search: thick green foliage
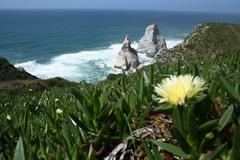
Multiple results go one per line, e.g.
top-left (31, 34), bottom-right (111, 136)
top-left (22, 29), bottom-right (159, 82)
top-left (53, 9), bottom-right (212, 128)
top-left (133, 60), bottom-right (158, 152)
top-left (0, 51), bottom-right (240, 159)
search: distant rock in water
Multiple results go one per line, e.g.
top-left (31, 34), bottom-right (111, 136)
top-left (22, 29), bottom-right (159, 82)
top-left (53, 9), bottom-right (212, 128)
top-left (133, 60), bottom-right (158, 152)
top-left (0, 57), bottom-right (37, 81)
top-left (114, 36), bottom-right (139, 72)
top-left (137, 24), bottom-right (167, 57)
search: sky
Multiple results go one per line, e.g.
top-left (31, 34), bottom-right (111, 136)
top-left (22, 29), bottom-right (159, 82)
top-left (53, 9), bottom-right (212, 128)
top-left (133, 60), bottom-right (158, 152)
top-left (0, 0), bottom-right (240, 14)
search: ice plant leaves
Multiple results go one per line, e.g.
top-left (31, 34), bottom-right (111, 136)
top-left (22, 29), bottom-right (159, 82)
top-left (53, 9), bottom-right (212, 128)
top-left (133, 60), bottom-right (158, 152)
top-left (198, 119), bottom-right (219, 132)
top-left (13, 137), bottom-right (25, 160)
top-left (217, 105), bottom-right (234, 132)
top-left (220, 76), bottom-right (240, 103)
top-left (151, 140), bottom-right (191, 159)
top-left (1, 50), bottom-right (240, 159)
top-left (232, 126), bottom-right (240, 160)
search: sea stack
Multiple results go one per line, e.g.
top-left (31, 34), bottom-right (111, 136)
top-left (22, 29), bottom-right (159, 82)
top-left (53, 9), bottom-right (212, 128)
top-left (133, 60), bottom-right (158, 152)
top-left (114, 36), bottom-right (139, 72)
top-left (137, 24), bottom-right (167, 57)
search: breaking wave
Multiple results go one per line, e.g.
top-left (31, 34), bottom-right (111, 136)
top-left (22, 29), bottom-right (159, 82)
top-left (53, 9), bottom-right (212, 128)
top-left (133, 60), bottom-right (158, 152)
top-left (15, 39), bottom-right (182, 82)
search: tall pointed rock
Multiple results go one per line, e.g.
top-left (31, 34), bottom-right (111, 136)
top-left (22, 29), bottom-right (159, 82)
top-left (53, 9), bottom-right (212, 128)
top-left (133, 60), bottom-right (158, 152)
top-left (114, 36), bottom-right (139, 71)
top-left (137, 24), bottom-right (167, 57)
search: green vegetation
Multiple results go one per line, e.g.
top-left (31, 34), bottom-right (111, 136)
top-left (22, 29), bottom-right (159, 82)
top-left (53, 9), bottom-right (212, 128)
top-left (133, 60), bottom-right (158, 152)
top-left (1, 23), bottom-right (240, 159)
top-left (171, 23), bottom-right (240, 59)
top-left (1, 51), bottom-right (240, 159)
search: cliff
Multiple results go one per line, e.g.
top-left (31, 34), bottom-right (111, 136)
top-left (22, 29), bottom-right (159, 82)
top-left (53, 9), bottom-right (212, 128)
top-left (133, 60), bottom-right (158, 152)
top-left (0, 58), bottom-right (76, 91)
top-left (175, 22), bottom-right (240, 56)
top-left (0, 58), bottom-right (37, 81)
top-left (156, 22), bottom-right (240, 61)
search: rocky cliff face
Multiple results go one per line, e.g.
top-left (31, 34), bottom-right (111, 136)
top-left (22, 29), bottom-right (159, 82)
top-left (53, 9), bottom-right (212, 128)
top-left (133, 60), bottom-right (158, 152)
top-left (137, 24), bottom-right (167, 57)
top-left (114, 36), bottom-right (139, 72)
top-left (0, 57), bottom-right (37, 81)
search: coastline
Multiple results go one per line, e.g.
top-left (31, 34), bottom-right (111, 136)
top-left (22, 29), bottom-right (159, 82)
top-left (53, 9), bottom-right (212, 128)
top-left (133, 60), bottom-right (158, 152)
top-left (14, 39), bottom-right (182, 83)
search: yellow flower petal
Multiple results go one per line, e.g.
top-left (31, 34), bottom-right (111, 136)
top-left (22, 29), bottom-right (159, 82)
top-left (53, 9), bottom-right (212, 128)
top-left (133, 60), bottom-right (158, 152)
top-left (154, 74), bottom-right (206, 106)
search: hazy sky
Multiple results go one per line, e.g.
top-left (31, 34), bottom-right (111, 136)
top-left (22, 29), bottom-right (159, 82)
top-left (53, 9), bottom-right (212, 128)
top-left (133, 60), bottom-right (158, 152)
top-left (0, 0), bottom-right (240, 14)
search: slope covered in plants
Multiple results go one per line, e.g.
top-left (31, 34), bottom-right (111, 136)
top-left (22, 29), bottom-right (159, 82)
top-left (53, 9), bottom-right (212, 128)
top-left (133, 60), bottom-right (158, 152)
top-left (156, 22), bottom-right (240, 61)
top-left (0, 58), bottom-right (37, 81)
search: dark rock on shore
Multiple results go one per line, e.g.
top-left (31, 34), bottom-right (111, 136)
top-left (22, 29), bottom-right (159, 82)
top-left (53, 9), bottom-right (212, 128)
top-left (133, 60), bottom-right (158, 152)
top-left (0, 58), bottom-right (77, 91)
top-left (0, 57), bottom-right (37, 81)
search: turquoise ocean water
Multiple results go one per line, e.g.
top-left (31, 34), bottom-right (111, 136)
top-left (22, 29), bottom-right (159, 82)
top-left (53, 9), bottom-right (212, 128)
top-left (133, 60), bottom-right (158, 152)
top-left (0, 10), bottom-right (240, 82)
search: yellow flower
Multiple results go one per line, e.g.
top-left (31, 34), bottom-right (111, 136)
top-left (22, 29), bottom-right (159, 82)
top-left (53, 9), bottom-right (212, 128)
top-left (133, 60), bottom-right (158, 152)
top-left (154, 74), bottom-right (206, 105)
top-left (6, 114), bottom-right (12, 121)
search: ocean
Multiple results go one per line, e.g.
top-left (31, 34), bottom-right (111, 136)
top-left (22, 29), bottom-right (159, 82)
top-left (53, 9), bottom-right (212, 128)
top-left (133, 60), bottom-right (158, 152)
top-left (0, 9), bottom-right (240, 82)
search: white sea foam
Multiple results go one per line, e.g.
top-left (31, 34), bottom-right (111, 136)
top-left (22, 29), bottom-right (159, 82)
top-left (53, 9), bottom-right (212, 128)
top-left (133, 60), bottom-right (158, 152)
top-left (15, 39), bottom-right (182, 82)
top-left (166, 39), bottom-right (183, 48)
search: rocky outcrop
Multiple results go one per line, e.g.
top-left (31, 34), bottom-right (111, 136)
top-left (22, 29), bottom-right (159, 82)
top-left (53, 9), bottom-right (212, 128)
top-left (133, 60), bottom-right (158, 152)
top-left (137, 24), bottom-right (167, 57)
top-left (169, 23), bottom-right (240, 59)
top-left (114, 36), bottom-right (139, 72)
top-left (0, 57), bottom-right (37, 81)
top-left (154, 23), bottom-right (240, 62)
top-left (154, 49), bottom-right (183, 62)
top-left (0, 57), bottom-right (76, 91)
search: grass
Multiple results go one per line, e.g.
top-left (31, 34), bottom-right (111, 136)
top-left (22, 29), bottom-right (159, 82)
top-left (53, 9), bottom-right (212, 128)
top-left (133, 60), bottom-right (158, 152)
top-left (0, 50), bottom-right (240, 159)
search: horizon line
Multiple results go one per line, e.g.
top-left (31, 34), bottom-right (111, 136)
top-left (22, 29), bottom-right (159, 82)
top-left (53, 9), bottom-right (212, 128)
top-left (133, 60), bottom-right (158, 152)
top-left (0, 8), bottom-right (239, 15)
